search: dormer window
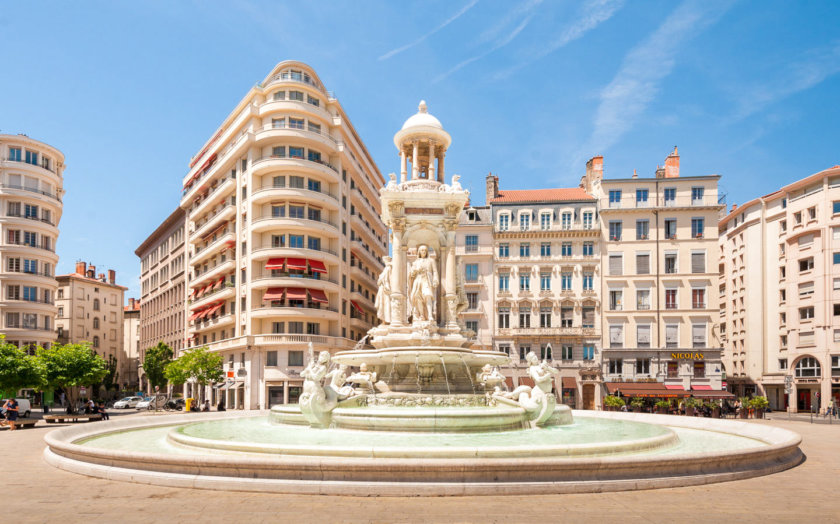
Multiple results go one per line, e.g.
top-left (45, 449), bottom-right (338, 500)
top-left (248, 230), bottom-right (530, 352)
top-left (540, 213), bottom-right (551, 230)
top-left (498, 214), bottom-right (509, 231)
top-left (519, 213), bottom-right (530, 231)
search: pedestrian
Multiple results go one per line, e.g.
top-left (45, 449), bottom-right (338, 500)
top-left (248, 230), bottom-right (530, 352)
top-left (217, 399), bottom-right (226, 412)
top-left (202, 400), bottom-right (210, 412)
top-left (59, 392), bottom-right (66, 408)
top-left (825, 399), bottom-right (835, 419)
top-left (98, 403), bottom-right (109, 421)
top-left (2, 399), bottom-right (19, 431)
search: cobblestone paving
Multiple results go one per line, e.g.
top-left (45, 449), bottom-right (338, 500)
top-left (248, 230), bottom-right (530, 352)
top-left (2, 414), bottom-right (837, 523)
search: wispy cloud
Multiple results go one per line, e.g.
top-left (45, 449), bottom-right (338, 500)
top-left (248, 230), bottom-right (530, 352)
top-left (581, 0), bottom-right (733, 162)
top-left (378, 0), bottom-right (479, 61)
top-left (494, 0), bottom-right (624, 80)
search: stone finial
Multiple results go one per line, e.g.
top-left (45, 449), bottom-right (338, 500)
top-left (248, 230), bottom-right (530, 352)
top-left (418, 100), bottom-right (428, 113)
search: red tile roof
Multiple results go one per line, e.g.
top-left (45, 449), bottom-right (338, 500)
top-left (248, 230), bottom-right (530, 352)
top-left (490, 187), bottom-right (595, 203)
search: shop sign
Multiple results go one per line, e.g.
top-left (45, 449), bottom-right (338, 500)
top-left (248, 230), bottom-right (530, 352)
top-left (671, 352), bottom-right (704, 360)
top-left (226, 370), bottom-right (234, 379)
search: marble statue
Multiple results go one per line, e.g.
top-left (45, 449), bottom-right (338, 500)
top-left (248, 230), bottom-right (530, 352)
top-left (299, 343), bottom-right (338, 427)
top-left (455, 259), bottom-right (468, 323)
top-left (385, 173), bottom-right (398, 190)
top-left (326, 364), bottom-right (354, 399)
top-left (375, 256), bottom-right (392, 323)
top-left (408, 245), bottom-right (438, 323)
top-left (449, 174), bottom-right (462, 192)
top-left (494, 351), bottom-right (558, 426)
top-left (477, 364), bottom-right (506, 390)
top-left (346, 362), bottom-right (378, 394)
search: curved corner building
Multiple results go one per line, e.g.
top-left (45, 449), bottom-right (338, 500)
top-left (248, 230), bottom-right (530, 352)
top-left (180, 61), bottom-right (387, 410)
top-left (0, 134), bottom-right (64, 352)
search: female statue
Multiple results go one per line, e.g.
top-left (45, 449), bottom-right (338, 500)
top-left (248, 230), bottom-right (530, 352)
top-left (408, 245), bottom-right (438, 322)
top-left (375, 256), bottom-right (392, 323)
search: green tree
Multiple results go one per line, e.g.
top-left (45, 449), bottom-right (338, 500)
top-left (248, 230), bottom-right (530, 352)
top-left (0, 336), bottom-right (44, 395)
top-left (101, 353), bottom-right (119, 392)
top-left (36, 342), bottom-right (108, 413)
top-left (165, 346), bottom-right (224, 404)
top-left (143, 342), bottom-right (173, 391)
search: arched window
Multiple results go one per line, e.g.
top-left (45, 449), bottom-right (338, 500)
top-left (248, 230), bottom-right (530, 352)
top-left (93, 336), bottom-right (100, 348)
top-left (93, 298), bottom-right (100, 311)
top-left (93, 318), bottom-right (99, 329)
top-left (794, 357), bottom-right (820, 378)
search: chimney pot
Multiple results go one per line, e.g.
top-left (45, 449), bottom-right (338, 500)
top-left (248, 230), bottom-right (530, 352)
top-left (108, 269), bottom-right (116, 284)
top-left (664, 147), bottom-right (680, 178)
top-left (75, 261), bottom-right (86, 275)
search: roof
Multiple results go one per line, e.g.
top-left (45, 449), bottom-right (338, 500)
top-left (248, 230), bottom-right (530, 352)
top-left (135, 206), bottom-right (185, 256)
top-left (56, 273), bottom-right (128, 291)
top-left (401, 101), bottom-right (443, 130)
top-left (490, 187), bottom-right (595, 204)
top-left (458, 206), bottom-right (491, 225)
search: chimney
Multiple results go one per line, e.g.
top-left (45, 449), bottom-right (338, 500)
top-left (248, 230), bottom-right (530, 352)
top-left (75, 261), bottom-right (86, 275)
top-left (632, 169), bottom-right (638, 179)
top-left (585, 156), bottom-right (604, 179)
top-left (108, 269), bottom-right (116, 284)
top-left (731, 204), bottom-right (738, 213)
top-left (664, 146), bottom-right (680, 178)
top-left (485, 173), bottom-right (499, 203)
top-left (655, 165), bottom-right (665, 178)
top-left (97, 273), bottom-right (105, 282)
top-left (128, 298), bottom-right (135, 309)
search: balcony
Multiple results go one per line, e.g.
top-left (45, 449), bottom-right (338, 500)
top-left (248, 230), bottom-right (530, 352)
top-left (252, 214), bottom-right (338, 236)
top-left (5, 240), bottom-right (56, 253)
top-left (252, 184), bottom-right (338, 208)
top-left (350, 262), bottom-right (378, 288)
top-left (191, 231), bottom-right (235, 265)
top-left (251, 304), bottom-right (339, 321)
top-left (190, 313), bottom-right (235, 333)
top-left (351, 239), bottom-right (384, 270)
top-left (251, 274), bottom-right (339, 292)
top-left (252, 154), bottom-right (337, 175)
top-left (189, 282), bottom-right (235, 309)
top-left (191, 200), bottom-right (236, 242)
top-left (253, 333), bottom-right (355, 351)
top-left (497, 327), bottom-right (599, 337)
top-left (0, 157), bottom-right (59, 177)
top-left (255, 122), bottom-right (338, 151)
top-left (0, 183), bottom-right (62, 203)
top-left (251, 245), bottom-right (339, 265)
top-left (5, 213), bottom-right (57, 228)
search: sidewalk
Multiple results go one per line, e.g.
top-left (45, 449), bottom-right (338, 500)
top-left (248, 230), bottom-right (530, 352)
top-left (765, 410), bottom-right (840, 425)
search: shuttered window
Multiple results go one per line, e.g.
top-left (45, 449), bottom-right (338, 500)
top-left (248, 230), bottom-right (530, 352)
top-left (799, 331), bottom-right (815, 346)
top-left (636, 253), bottom-right (650, 275)
top-left (799, 281), bottom-right (814, 296)
top-left (609, 325), bottom-right (623, 347)
top-left (798, 234), bottom-right (814, 247)
top-left (665, 324), bottom-right (678, 348)
top-left (691, 252), bottom-right (705, 274)
top-left (609, 254), bottom-right (623, 276)
top-left (692, 324), bottom-right (706, 348)
top-left (637, 325), bottom-right (651, 347)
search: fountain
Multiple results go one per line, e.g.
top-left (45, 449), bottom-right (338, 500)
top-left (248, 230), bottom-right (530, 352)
top-left (43, 101), bottom-right (803, 496)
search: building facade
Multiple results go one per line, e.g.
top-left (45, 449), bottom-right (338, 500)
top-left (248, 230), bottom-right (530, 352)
top-left (136, 207), bottom-right (187, 393)
top-left (56, 262), bottom-right (127, 365)
top-left (0, 134), bottom-right (65, 351)
top-left (456, 205), bottom-right (494, 351)
top-left (719, 165), bottom-right (840, 412)
top-left (584, 149), bottom-right (726, 400)
top-left (179, 61), bottom-right (386, 410)
top-left (123, 298), bottom-right (141, 390)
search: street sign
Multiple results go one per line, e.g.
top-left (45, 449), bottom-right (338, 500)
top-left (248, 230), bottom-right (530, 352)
top-left (80, 387), bottom-right (87, 396)
top-left (784, 375), bottom-right (792, 394)
top-left (155, 385), bottom-right (160, 392)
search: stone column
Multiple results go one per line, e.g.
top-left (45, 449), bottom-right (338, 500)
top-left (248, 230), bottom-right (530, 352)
top-left (283, 380), bottom-right (289, 404)
top-left (438, 152), bottom-right (445, 183)
top-left (428, 142), bottom-right (436, 182)
top-left (411, 141), bottom-right (419, 180)
top-left (400, 149), bottom-right (407, 184)
top-left (390, 220), bottom-right (407, 326)
top-left (444, 229), bottom-right (457, 328)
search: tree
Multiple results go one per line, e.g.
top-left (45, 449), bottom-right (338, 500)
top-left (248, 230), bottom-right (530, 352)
top-left (36, 342), bottom-right (108, 413)
top-left (0, 336), bottom-right (44, 395)
top-left (100, 353), bottom-right (119, 393)
top-left (143, 342), bottom-right (173, 392)
top-left (165, 346), bottom-right (224, 403)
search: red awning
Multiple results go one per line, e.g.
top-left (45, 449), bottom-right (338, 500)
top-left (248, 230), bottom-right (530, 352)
top-left (286, 258), bottom-right (307, 271)
top-left (350, 300), bottom-right (364, 314)
top-left (519, 377), bottom-right (536, 388)
top-left (504, 377), bottom-right (514, 390)
top-left (664, 385), bottom-right (686, 390)
top-left (196, 307), bottom-right (211, 320)
top-left (213, 276), bottom-right (225, 291)
top-left (691, 390), bottom-right (736, 399)
top-left (266, 258), bottom-right (285, 270)
top-left (195, 285), bottom-right (207, 299)
top-left (561, 376), bottom-right (577, 389)
top-left (722, 382), bottom-right (727, 388)
top-left (262, 288), bottom-right (285, 301)
top-left (205, 302), bottom-right (223, 317)
top-left (224, 240), bottom-right (235, 250)
top-left (189, 309), bottom-right (202, 321)
top-left (308, 259), bottom-right (327, 274)
top-left (189, 288), bottom-right (196, 298)
top-left (691, 385), bottom-right (712, 390)
top-left (202, 223), bottom-right (226, 241)
top-left (308, 288), bottom-right (328, 304)
top-left (604, 382), bottom-right (688, 398)
top-left (286, 287), bottom-right (307, 300)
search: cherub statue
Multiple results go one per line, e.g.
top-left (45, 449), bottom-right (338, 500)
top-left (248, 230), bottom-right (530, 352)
top-left (346, 362), bottom-right (378, 394)
top-left (494, 351), bottom-right (558, 426)
top-left (477, 364), bottom-right (506, 390)
top-left (385, 173), bottom-right (398, 190)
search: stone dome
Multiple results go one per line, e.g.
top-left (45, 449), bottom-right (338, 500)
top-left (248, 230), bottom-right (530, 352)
top-left (401, 100), bottom-right (443, 131)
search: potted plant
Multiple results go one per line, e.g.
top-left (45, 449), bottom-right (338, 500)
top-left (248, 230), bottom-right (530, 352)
top-left (739, 396), bottom-right (751, 419)
top-left (684, 397), bottom-right (700, 416)
top-left (709, 401), bottom-right (721, 418)
top-left (655, 400), bottom-right (671, 414)
top-left (750, 396), bottom-right (769, 419)
top-left (630, 397), bottom-right (645, 413)
top-left (604, 395), bottom-right (625, 411)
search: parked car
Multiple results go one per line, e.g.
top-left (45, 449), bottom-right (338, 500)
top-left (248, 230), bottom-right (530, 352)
top-left (1, 398), bottom-right (31, 418)
top-left (113, 396), bottom-right (144, 409)
top-left (135, 397), bottom-right (156, 410)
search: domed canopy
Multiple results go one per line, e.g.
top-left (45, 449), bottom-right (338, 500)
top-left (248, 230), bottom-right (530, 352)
top-left (401, 100), bottom-right (443, 131)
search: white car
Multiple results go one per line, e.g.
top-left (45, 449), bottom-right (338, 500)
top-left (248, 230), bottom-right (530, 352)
top-left (1, 398), bottom-right (31, 418)
top-left (113, 396), bottom-right (144, 409)
top-left (135, 397), bottom-right (156, 410)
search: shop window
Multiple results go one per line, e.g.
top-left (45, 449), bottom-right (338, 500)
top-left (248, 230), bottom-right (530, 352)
top-left (693, 361), bottom-right (705, 378)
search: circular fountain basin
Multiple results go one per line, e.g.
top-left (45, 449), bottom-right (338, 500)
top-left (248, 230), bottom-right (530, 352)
top-left (43, 410), bottom-right (802, 496)
top-left (332, 345), bottom-right (509, 368)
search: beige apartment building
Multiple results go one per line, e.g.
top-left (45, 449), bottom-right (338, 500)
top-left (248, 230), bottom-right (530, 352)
top-left (0, 134), bottom-right (64, 352)
top-left (485, 174), bottom-right (603, 409)
top-left (456, 204), bottom-right (494, 351)
top-left (584, 149), bottom-right (726, 401)
top-left (123, 298), bottom-right (141, 390)
top-left (136, 207), bottom-right (186, 392)
top-left (56, 262), bottom-right (126, 368)
top-left (179, 61), bottom-right (386, 409)
top-left (719, 165), bottom-right (840, 412)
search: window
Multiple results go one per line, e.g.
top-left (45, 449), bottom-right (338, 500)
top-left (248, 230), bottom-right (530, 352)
top-left (609, 190), bottom-right (622, 208)
top-left (561, 212), bottom-right (571, 230)
top-left (636, 253), bottom-right (650, 274)
top-left (794, 357), bottom-right (820, 377)
top-left (834, 253), bottom-right (840, 265)
top-left (582, 273), bottom-right (593, 291)
top-left (665, 289), bottom-right (677, 309)
top-left (609, 221), bottom-right (622, 241)
top-left (266, 351), bottom-right (278, 367)
top-left (692, 288), bottom-right (706, 309)
top-left (561, 272), bottom-right (572, 290)
top-left (693, 361), bottom-right (705, 379)
top-left (808, 206), bottom-right (816, 220)
top-left (498, 214), bottom-right (509, 231)
top-left (560, 242), bottom-right (571, 257)
top-left (582, 241), bottom-right (593, 256)
top-left (636, 189), bottom-right (649, 206)
top-left (271, 145), bottom-right (286, 158)
top-left (692, 324), bottom-right (706, 348)
top-left (520, 213), bottom-right (530, 231)
top-left (636, 220), bottom-right (649, 240)
top-left (834, 201), bottom-right (840, 214)
top-left (499, 273), bottom-right (509, 292)
top-left (560, 345), bottom-right (572, 360)
top-left (608, 359), bottom-right (622, 374)
top-left (289, 90), bottom-right (304, 101)
top-left (465, 320), bottom-right (478, 333)
top-left (582, 212), bottom-right (593, 229)
top-left (636, 289), bottom-right (650, 310)
top-left (540, 307), bottom-right (552, 328)
top-left (637, 325), bottom-right (651, 348)
top-left (560, 307), bottom-right (572, 329)
top-left (540, 213), bottom-right (551, 230)
top-left (609, 290), bottom-right (623, 311)
top-left (288, 351), bottom-right (304, 366)
top-left (540, 273), bottom-right (551, 291)
top-left (582, 306), bottom-right (595, 328)
top-left (664, 188), bottom-right (676, 206)
top-left (271, 205), bottom-right (285, 218)
top-left (465, 235), bottom-right (478, 252)
top-left (499, 345), bottom-right (511, 356)
top-left (836, 304), bottom-right (840, 317)
top-left (273, 90), bottom-right (286, 101)
top-left (93, 318), bottom-right (100, 329)
top-left (636, 359), bottom-right (651, 375)
top-left (93, 336), bottom-right (100, 348)
top-left (667, 361), bottom-right (678, 378)
top-left (307, 179), bottom-right (321, 192)
top-left (93, 298), bottom-right (100, 311)
top-left (307, 237), bottom-right (321, 251)
top-left (799, 282), bottom-right (815, 297)
top-left (664, 253), bottom-right (677, 274)
top-left (519, 346), bottom-right (529, 363)
top-left (271, 234), bottom-right (285, 248)
top-left (272, 322), bottom-right (284, 334)
top-left (289, 146), bottom-right (304, 159)
top-left (464, 263), bottom-right (478, 282)
top-left (519, 306), bottom-right (531, 328)
top-left (498, 307), bottom-right (510, 329)
top-left (8, 147), bottom-right (21, 161)
top-left (691, 218), bottom-right (704, 238)
top-left (498, 243), bottom-right (509, 258)
top-left (583, 345), bottom-right (595, 360)
top-left (779, 358), bottom-right (788, 370)
top-left (608, 254), bottom-right (623, 275)
top-left (665, 324), bottom-right (678, 348)
top-left (540, 242), bottom-right (551, 257)
top-left (289, 235), bottom-right (304, 248)
top-left (664, 219), bottom-right (677, 239)
top-left (833, 356), bottom-right (840, 377)
top-left (800, 307), bottom-right (815, 320)
top-left (794, 211), bottom-right (802, 225)
top-left (307, 95), bottom-right (320, 107)
top-left (691, 187), bottom-right (704, 205)
top-left (307, 150), bottom-right (322, 163)
top-left (289, 175), bottom-right (305, 189)
top-left (25, 150), bottom-right (38, 165)
top-left (691, 252), bottom-right (705, 273)
top-left (466, 292), bottom-right (478, 310)
top-left (799, 257), bottom-right (814, 272)
top-left (520, 243), bottom-right (530, 257)
top-left (519, 273), bottom-right (530, 291)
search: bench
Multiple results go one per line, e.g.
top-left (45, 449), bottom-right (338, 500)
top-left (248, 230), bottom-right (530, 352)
top-left (43, 414), bottom-right (102, 424)
top-left (0, 417), bottom-right (38, 429)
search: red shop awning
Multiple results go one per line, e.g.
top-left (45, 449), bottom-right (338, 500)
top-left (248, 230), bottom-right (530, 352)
top-left (691, 385), bottom-right (712, 390)
top-left (308, 259), bottom-right (327, 274)
top-left (350, 300), bottom-right (364, 314)
top-left (308, 288), bottom-right (328, 304)
top-left (262, 288), bottom-right (285, 301)
top-left (286, 258), bottom-right (307, 271)
top-left (561, 376), bottom-right (577, 390)
top-left (266, 258), bottom-right (285, 270)
top-left (213, 276), bottom-right (225, 291)
top-left (286, 287), bottom-right (307, 300)
top-left (664, 385), bottom-right (686, 390)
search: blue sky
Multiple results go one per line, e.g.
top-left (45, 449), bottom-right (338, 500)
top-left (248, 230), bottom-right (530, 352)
top-left (1, 0), bottom-right (838, 299)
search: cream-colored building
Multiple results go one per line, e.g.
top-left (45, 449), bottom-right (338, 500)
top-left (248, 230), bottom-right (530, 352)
top-left (485, 174), bottom-right (603, 409)
top-left (179, 61), bottom-right (386, 410)
top-left (56, 262), bottom-right (126, 367)
top-left (456, 205), bottom-right (494, 351)
top-left (123, 298), bottom-right (141, 390)
top-left (584, 149), bottom-right (726, 400)
top-left (719, 165), bottom-right (840, 412)
top-left (136, 207), bottom-right (187, 393)
top-left (0, 134), bottom-right (64, 352)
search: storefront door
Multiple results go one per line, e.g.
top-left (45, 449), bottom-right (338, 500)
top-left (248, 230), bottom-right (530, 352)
top-left (582, 384), bottom-right (595, 410)
top-left (268, 387), bottom-right (284, 407)
top-left (288, 386), bottom-right (302, 404)
top-left (797, 389), bottom-right (812, 412)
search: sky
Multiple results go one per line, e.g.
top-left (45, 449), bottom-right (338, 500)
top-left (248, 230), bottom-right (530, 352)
top-left (1, 0), bottom-right (839, 300)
